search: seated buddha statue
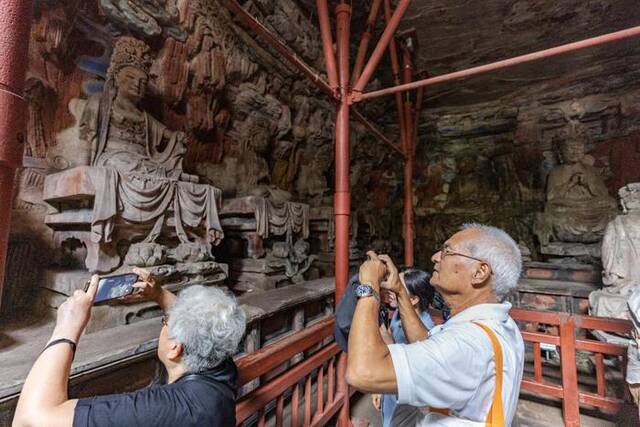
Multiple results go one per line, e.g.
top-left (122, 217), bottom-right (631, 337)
top-left (77, 37), bottom-right (223, 271)
top-left (535, 122), bottom-right (617, 246)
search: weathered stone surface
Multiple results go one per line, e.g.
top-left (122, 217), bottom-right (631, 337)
top-left (590, 183), bottom-right (640, 325)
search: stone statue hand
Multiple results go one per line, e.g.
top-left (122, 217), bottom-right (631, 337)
top-left (209, 228), bottom-right (224, 245)
top-left (379, 254), bottom-right (402, 294)
top-left (52, 275), bottom-right (98, 342)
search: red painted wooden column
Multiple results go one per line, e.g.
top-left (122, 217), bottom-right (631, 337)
top-left (0, 0), bottom-right (33, 309)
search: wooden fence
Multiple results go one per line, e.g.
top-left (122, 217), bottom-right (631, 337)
top-left (235, 309), bottom-right (635, 426)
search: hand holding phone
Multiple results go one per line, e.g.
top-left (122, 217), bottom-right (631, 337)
top-left (89, 273), bottom-right (140, 305)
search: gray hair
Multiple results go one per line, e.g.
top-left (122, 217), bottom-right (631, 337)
top-left (168, 285), bottom-right (246, 372)
top-left (461, 223), bottom-right (522, 301)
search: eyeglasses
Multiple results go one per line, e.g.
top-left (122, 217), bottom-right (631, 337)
top-left (438, 244), bottom-right (488, 265)
top-left (161, 313), bottom-right (169, 327)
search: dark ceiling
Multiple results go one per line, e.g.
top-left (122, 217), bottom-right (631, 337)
top-left (298, 0), bottom-right (640, 107)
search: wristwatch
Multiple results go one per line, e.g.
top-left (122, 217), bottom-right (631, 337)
top-left (354, 283), bottom-right (379, 301)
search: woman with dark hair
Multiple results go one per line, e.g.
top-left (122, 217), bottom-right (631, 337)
top-left (372, 268), bottom-right (436, 427)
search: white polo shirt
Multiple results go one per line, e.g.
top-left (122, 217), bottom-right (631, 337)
top-left (387, 302), bottom-right (524, 426)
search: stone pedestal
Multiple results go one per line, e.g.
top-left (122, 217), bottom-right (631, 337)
top-left (539, 242), bottom-right (601, 263)
top-left (217, 196), bottom-right (313, 291)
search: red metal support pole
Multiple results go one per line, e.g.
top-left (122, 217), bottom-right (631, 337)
top-left (221, 0), bottom-right (335, 98)
top-left (350, 0), bottom-right (383, 86)
top-left (352, 0), bottom-right (412, 94)
top-left (334, 2), bottom-right (351, 304)
top-left (316, 0), bottom-right (339, 95)
top-left (335, 4), bottom-right (351, 426)
top-left (0, 0), bottom-right (33, 310)
top-left (355, 25), bottom-right (640, 101)
top-left (401, 44), bottom-right (414, 267)
top-left (383, 0), bottom-right (408, 157)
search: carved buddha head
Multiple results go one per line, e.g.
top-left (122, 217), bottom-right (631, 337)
top-left (558, 124), bottom-right (586, 165)
top-left (115, 66), bottom-right (149, 103)
top-left (107, 37), bottom-right (152, 103)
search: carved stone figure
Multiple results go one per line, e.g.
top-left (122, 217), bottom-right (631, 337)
top-left (43, 37), bottom-right (224, 273)
top-left (535, 121), bottom-right (617, 247)
top-left (590, 183), bottom-right (640, 320)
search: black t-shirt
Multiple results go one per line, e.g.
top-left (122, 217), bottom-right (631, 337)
top-left (73, 358), bottom-right (237, 427)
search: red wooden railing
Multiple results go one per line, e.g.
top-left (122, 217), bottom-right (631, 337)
top-left (511, 308), bottom-right (633, 427)
top-left (235, 316), bottom-right (348, 426)
top-left (235, 309), bottom-right (634, 427)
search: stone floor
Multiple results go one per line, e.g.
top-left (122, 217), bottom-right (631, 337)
top-left (350, 393), bottom-right (620, 426)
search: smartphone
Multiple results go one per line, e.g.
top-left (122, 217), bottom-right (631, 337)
top-left (90, 273), bottom-right (139, 305)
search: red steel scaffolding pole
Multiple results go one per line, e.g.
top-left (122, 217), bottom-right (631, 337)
top-left (354, 25), bottom-right (640, 101)
top-left (352, 0), bottom-right (412, 94)
top-left (316, 0), bottom-right (339, 94)
top-left (334, 4), bottom-right (352, 426)
top-left (350, 0), bottom-right (383, 85)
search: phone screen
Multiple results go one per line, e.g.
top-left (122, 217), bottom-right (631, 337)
top-left (94, 273), bottom-right (139, 304)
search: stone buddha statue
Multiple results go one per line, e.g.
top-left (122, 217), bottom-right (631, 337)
top-left (535, 121), bottom-right (617, 247)
top-left (590, 183), bottom-right (640, 321)
top-left (74, 36), bottom-right (223, 271)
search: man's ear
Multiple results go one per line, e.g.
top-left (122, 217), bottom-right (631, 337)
top-left (471, 263), bottom-right (491, 286)
top-left (167, 339), bottom-right (184, 361)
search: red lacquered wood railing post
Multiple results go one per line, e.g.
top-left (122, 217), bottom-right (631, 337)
top-left (595, 353), bottom-right (606, 397)
top-left (276, 394), bottom-right (284, 427)
top-left (328, 357), bottom-right (335, 403)
top-left (316, 365), bottom-right (325, 417)
top-left (559, 314), bottom-right (580, 427)
top-left (336, 353), bottom-right (349, 426)
top-left (292, 383), bottom-right (300, 427)
top-left (533, 342), bottom-right (543, 383)
top-left (257, 409), bottom-right (266, 427)
top-left (304, 375), bottom-right (312, 426)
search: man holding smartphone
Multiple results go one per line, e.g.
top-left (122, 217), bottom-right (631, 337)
top-left (13, 268), bottom-right (246, 427)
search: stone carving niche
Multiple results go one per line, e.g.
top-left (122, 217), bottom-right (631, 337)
top-left (590, 183), bottom-right (640, 326)
top-left (41, 37), bottom-right (227, 326)
top-left (534, 120), bottom-right (617, 261)
top-left (196, 75), bottom-right (316, 291)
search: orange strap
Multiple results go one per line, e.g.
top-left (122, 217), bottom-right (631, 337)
top-left (473, 321), bottom-right (505, 427)
top-left (428, 322), bottom-right (505, 427)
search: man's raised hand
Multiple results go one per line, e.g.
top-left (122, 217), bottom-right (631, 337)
top-left (359, 250), bottom-right (387, 290)
top-left (53, 274), bottom-right (98, 342)
top-left (379, 254), bottom-right (402, 294)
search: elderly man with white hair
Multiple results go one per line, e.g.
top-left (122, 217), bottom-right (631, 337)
top-left (347, 223), bottom-right (524, 426)
top-left (13, 268), bottom-right (246, 427)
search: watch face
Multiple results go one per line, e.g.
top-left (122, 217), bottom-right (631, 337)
top-left (355, 284), bottom-right (373, 298)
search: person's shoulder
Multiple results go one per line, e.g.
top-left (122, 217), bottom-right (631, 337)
top-left (430, 322), bottom-right (495, 356)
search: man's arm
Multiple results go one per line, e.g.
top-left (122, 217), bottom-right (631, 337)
top-left (395, 284), bottom-right (429, 343)
top-left (13, 276), bottom-right (99, 427)
top-left (346, 253), bottom-right (398, 394)
top-left (378, 255), bottom-right (428, 343)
